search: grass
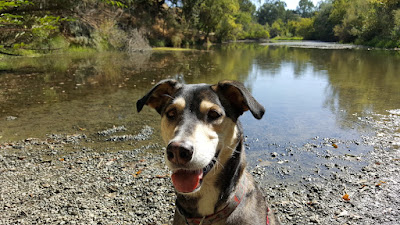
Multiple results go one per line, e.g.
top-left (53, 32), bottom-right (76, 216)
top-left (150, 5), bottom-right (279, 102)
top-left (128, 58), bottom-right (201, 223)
top-left (66, 46), bottom-right (97, 54)
top-left (272, 36), bottom-right (303, 41)
top-left (152, 47), bottom-right (196, 51)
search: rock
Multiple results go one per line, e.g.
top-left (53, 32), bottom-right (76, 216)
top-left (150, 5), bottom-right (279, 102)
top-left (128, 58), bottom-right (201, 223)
top-left (6, 116), bottom-right (17, 121)
top-left (42, 183), bottom-right (51, 188)
top-left (1, 109), bottom-right (400, 225)
top-left (310, 215), bottom-right (320, 223)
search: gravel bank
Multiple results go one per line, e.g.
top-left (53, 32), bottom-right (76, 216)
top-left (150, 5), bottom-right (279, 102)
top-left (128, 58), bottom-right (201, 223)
top-left (260, 41), bottom-right (366, 50)
top-left (258, 110), bottom-right (400, 225)
top-left (1, 127), bottom-right (174, 225)
top-left (1, 110), bottom-right (399, 225)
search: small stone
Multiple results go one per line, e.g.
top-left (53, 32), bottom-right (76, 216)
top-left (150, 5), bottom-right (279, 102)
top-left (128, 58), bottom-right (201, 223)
top-left (6, 116), bottom-right (17, 121)
top-left (42, 183), bottom-right (51, 188)
top-left (338, 210), bottom-right (349, 217)
top-left (310, 215), bottom-right (320, 223)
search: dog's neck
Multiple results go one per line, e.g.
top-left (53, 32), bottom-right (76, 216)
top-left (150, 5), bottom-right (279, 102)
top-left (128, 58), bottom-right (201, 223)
top-left (175, 134), bottom-right (246, 218)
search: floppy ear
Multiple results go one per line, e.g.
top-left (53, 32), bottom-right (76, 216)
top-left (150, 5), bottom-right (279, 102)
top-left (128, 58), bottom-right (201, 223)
top-left (137, 79), bottom-right (181, 114)
top-left (212, 80), bottom-right (265, 119)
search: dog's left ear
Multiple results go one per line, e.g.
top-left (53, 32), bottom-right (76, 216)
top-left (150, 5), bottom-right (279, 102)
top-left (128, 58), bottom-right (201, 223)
top-left (137, 79), bottom-right (182, 114)
top-left (212, 80), bottom-right (265, 119)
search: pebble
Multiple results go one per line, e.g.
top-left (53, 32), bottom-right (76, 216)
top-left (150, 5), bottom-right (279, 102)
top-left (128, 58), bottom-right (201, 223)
top-left (6, 116), bottom-right (18, 121)
top-left (0, 132), bottom-right (174, 225)
top-left (1, 109), bottom-right (400, 225)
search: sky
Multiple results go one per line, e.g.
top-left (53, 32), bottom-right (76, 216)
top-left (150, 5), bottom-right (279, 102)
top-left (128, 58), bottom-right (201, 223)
top-left (253, 0), bottom-right (321, 10)
top-left (284, 0), bottom-right (320, 10)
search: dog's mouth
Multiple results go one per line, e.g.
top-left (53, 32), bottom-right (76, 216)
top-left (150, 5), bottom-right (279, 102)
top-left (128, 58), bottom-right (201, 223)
top-left (171, 156), bottom-right (217, 193)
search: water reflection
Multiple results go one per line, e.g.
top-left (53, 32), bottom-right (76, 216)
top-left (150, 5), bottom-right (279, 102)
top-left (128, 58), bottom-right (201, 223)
top-left (1, 45), bottom-right (399, 148)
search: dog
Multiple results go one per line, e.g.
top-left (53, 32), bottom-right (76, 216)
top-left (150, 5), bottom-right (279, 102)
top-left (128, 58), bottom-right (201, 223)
top-left (137, 79), bottom-right (279, 225)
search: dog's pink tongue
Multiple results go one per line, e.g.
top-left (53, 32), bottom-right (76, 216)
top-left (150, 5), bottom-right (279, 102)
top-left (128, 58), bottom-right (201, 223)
top-left (171, 170), bottom-right (203, 193)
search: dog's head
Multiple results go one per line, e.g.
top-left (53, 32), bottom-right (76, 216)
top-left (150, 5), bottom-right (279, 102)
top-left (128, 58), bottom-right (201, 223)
top-left (137, 80), bottom-right (264, 194)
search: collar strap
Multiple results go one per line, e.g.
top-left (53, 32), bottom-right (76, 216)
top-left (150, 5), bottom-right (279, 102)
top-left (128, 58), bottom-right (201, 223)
top-left (179, 176), bottom-right (247, 225)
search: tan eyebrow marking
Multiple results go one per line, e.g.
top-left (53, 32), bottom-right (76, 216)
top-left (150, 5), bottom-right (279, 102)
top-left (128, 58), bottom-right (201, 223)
top-left (199, 100), bottom-right (221, 114)
top-left (166, 97), bottom-right (186, 112)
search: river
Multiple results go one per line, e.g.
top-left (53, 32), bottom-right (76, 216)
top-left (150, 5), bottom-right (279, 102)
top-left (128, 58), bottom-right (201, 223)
top-left (1, 43), bottom-right (400, 184)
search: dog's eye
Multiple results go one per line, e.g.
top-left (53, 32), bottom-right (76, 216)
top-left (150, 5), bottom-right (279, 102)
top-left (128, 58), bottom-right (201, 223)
top-left (166, 108), bottom-right (177, 119)
top-left (207, 110), bottom-right (222, 121)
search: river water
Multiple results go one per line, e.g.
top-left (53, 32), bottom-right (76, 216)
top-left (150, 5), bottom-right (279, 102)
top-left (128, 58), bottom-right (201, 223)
top-left (1, 43), bottom-right (400, 183)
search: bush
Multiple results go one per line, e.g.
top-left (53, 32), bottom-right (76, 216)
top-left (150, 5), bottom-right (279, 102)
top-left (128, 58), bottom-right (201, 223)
top-left (171, 35), bottom-right (182, 48)
top-left (92, 19), bottom-right (127, 51)
top-left (127, 29), bottom-right (151, 52)
top-left (48, 35), bottom-right (69, 50)
top-left (296, 18), bottom-right (315, 39)
top-left (247, 23), bottom-right (270, 39)
top-left (150, 39), bottom-right (166, 47)
top-left (270, 19), bottom-right (284, 38)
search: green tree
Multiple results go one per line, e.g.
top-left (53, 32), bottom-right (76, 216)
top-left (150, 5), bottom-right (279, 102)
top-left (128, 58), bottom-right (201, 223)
top-left (313, 1), bottom-right (336, 41)
top-left (198, 0), bottom-right (240, 41)
top-left (332, 0), bottom-right (364, 42)
top-left (256, 0), bottom-right (286, 26)
top-left (297, 0), bottom-right (315, 18)
top-left (393, 9), bottom-right (400, 43)
top-left (0, 0), bottom-right (71, 55)
top-left (236, 0), bottom-right (270, 40)
top-left (238, 0), bottom-right (256, 16)
top-left (270, 19), bottom-right (284, 37)
top-left (285, 9), bottom-right (301, 22)
top-left (296, 17), bottom-right (315, 39)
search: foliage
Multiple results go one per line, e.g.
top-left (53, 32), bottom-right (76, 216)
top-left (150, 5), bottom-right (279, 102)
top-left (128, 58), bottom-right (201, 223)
top-left (92, 19), bottom-right (127, 51)
top-left (2, 0), bottom-right (400, 55)
top-left (285, 9), bottom-right (301, 22)
top-left (198, 0), bottom-right (239, 39)
top-left (295, 18), bottom-right (315, 39)
top-left (0, 0), bottom-right (31, 10)
top-left (238, 22), bottom-right (270, 39)
top-left (256, 0), bottom-right (286, 26)
top-left (0, 0), bottom-right (72, 55)
top-left (101, 0), bottom-right (126, 8)
top-left (278, 0), bottom-right (400, 48)
top-left (330, 0), bottom-right (400, 47)
top-left (270, 19), bottom-right (284, 37)
top-left (297, 0), bottom-right (315, 18)
top-left (312, 2), bottom-right (336, 41)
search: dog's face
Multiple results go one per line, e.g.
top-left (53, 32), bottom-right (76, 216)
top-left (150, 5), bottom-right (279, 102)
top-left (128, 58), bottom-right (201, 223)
top-left (137, 80), bottom-right (264, 195)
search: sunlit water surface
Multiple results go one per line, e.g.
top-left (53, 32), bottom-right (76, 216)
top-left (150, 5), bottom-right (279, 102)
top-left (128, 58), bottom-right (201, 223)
top-left (1, 44), bottom-right (400, 183)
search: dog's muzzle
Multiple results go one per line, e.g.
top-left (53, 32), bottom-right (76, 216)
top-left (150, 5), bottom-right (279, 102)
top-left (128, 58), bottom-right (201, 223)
top-left (166, 141), bottom-right (194, 165)
top-left (166, 141), bottom-right (218, 193)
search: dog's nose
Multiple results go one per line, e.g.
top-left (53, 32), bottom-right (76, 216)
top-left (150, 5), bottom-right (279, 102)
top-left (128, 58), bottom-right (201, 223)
top-left (166, 141), bottom-right (194, 165)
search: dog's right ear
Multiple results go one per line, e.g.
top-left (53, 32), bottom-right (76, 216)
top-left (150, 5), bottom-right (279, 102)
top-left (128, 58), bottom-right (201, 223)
top-left (136, 79), bottom-right (181, 114)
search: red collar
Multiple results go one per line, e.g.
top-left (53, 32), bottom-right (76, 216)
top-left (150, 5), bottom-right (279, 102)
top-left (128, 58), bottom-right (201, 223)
top-left (178, 176), bottom-right (247, 225)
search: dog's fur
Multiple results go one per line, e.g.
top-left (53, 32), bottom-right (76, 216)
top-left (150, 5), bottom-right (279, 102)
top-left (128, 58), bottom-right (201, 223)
top-left (137, 80), bottom-right (279, 225)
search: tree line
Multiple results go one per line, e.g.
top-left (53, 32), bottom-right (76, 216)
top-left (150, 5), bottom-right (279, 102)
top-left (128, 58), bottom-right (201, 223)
top-left (1, 0), bottom-right (399, 55)
top-left (269, 0), bottom-right (400, 48)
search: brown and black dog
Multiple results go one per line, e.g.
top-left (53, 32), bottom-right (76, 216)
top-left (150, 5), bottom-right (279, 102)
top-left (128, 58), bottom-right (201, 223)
top-left (137, 79), bottom-right (280, 225)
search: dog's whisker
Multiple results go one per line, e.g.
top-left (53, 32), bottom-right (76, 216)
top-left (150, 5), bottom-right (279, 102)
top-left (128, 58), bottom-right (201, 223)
top-left (215, 156), bottom-right (223, 168)
top-left (226, 140), bottom-right (242, 157)
top-left (162, 94), bottom-right (175, 100)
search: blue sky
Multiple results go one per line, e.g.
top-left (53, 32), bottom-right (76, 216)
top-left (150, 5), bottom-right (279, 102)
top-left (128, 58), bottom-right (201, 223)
top-left (253, 0), bottom-right (321, 10)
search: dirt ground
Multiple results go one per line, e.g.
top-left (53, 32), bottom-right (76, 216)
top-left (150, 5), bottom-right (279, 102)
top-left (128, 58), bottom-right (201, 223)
top-left (1, 110), bottom-right (399, 225)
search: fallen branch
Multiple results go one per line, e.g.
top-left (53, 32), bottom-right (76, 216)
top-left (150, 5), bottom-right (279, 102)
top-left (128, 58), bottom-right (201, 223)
top-left (0, 50), bottom-right (22, 56)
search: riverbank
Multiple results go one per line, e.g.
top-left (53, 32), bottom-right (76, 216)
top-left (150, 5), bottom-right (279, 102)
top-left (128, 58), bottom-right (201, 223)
top-left (261, 40), bottom-right (400, 51)
top-left (1, 109), bottom-right (399, 224)
top-left (261, 41), bottom-right (366, 50)
top-left (261, 110), bottom-right (400, 224)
